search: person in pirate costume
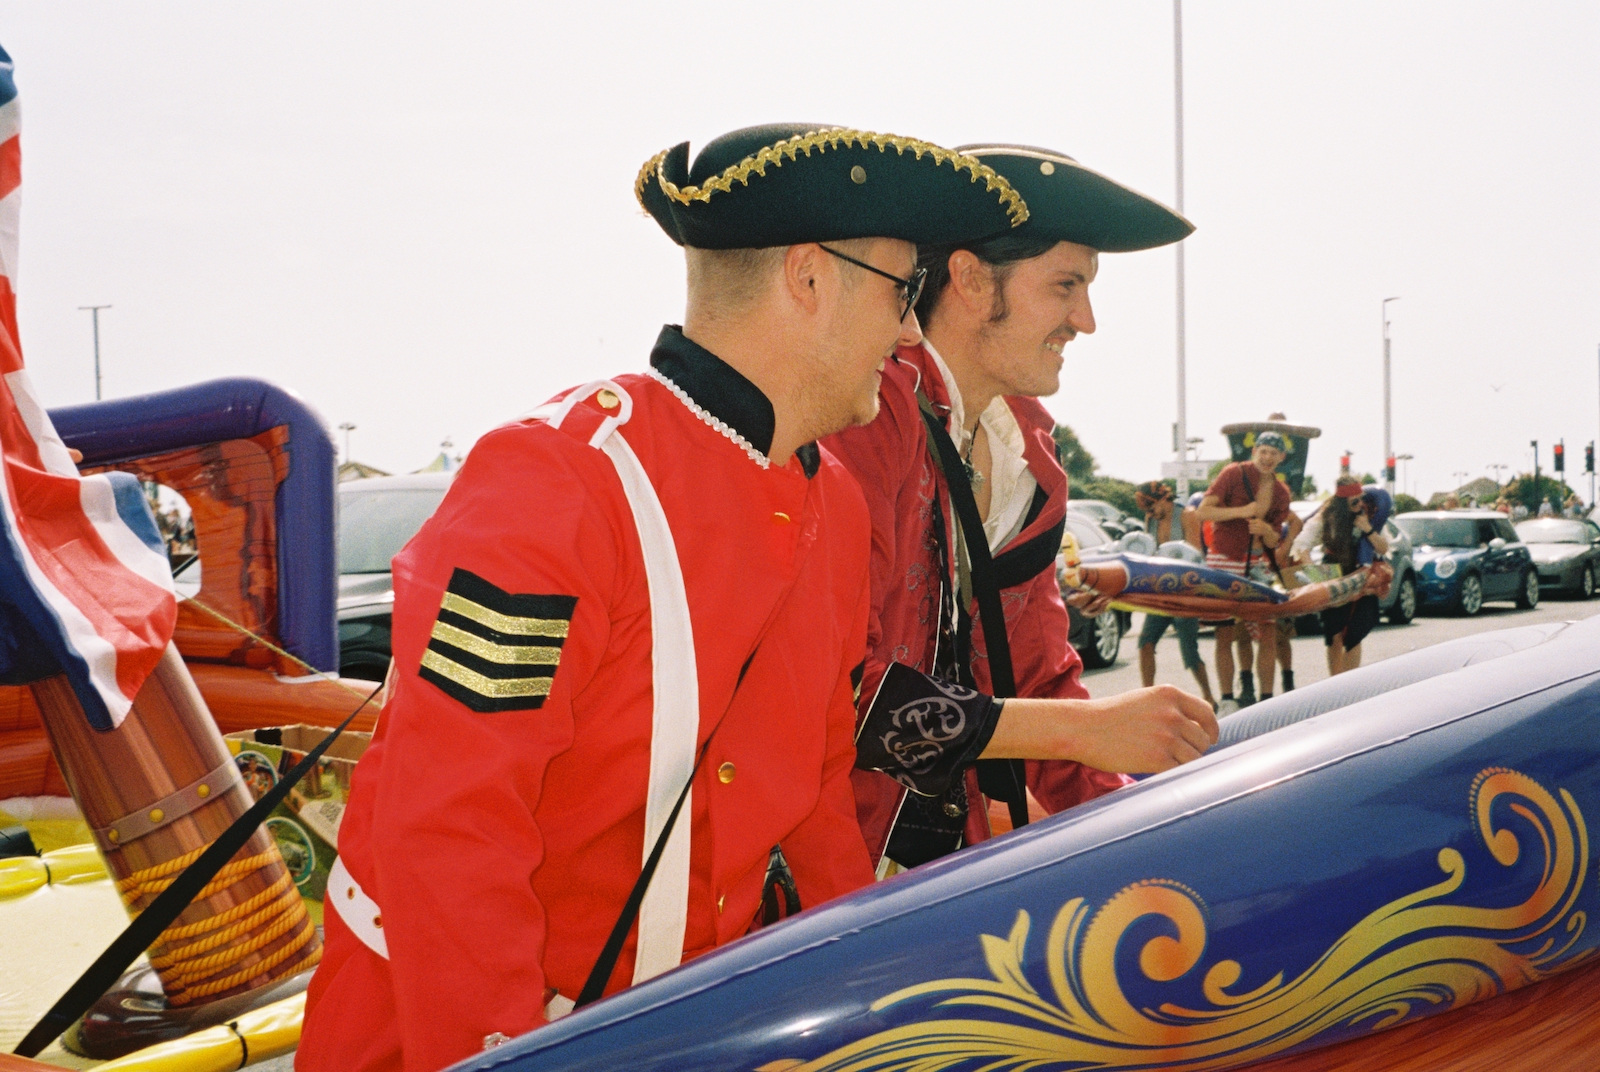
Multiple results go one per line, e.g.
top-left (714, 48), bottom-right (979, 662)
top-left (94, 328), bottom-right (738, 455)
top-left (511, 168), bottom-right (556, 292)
top-left (825, 145), bottom-right (1218, 873)
top-left (297, 124), bottom-right (1029, 1072)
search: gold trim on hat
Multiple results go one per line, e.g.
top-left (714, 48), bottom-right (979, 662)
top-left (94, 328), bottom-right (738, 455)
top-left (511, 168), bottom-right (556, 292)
top-left (634, 128), bottom-right (1028, 228)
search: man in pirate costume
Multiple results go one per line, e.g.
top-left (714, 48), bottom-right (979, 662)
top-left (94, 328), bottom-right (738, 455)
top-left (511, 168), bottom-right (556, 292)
top-left (826, 145), bottom-right (1218, 873)
top-left (297, 125), bottom-right (1028, 1072)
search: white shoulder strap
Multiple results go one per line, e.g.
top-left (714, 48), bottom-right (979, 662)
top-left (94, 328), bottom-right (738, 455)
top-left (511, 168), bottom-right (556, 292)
top-left (548, 380), bottom-right (698, 984)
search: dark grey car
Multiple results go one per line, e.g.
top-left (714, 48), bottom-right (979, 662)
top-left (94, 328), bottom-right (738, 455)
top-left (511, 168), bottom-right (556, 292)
top-left (1516, 517), bottom-right (1600, 599)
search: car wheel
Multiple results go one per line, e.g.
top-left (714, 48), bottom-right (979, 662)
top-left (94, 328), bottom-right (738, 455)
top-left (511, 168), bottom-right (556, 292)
top-left (1456, 574), bottom-right (1484, 617)
top-left (1081, 608), bottom-right (1123, 669)
top-left (1515, 569), bottom-right (1540, 610)
top-left (1388, 573), bottom-right (1417, 625)
top-left (1579, 565), bottom-right (1596, 600)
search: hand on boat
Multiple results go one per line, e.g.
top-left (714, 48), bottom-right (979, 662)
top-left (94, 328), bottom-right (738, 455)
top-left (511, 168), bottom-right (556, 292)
top-left (981, 685), bottom-right (1218, 773)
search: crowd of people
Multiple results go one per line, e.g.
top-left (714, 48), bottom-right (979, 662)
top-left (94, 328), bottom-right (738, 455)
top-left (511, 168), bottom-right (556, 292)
top-left (1132, 455), bottom-right (1398, 711)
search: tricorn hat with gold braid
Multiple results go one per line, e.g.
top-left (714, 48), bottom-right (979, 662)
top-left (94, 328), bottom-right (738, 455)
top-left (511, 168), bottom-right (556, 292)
top-left (636, 124), bottom-right (1028, 250)
top-left (958, 144), bottom-right (1193, 253)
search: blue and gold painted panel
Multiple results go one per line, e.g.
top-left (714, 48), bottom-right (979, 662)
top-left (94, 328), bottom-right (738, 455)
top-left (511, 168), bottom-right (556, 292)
top-left (458, 617), bottom-right (1600, 1072)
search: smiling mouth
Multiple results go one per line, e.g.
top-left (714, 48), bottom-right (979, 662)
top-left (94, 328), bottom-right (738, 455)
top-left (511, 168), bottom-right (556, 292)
top-left (1044, 335), bottom-right (1073, 355)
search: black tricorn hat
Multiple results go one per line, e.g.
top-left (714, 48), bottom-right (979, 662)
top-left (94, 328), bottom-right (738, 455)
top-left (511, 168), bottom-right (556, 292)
top-left (958, 144), bottom-right (1192, 253)
top-left (636, 124), bottom-right (1029, 250)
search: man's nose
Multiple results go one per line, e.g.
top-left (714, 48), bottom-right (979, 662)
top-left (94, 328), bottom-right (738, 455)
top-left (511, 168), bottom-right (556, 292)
top-left (897, 308), bottom-right (924, 348)
top-left (1072, 293), bottom-right (1096, 336)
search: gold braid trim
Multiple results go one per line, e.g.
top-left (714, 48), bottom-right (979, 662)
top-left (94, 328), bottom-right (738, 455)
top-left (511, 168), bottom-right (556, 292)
top-left (634, 128), bottom-right (1028, 227)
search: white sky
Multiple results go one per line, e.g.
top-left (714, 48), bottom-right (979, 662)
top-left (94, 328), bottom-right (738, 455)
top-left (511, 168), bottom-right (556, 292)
top-left (2, 2), bottom-right (1597, 501)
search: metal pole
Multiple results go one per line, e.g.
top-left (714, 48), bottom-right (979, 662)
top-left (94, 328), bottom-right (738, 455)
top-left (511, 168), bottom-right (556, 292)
top-left (1173, 0), bottom-right (1189, 498)
top-left (1381, 297), bottom-right (1400, 495)
top-left (78, 304), bottom-right (111, 401)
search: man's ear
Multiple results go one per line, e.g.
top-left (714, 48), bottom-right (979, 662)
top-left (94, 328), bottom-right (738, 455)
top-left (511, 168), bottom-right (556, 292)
top-left (947, 249), bottom-right (994, 316)
top-left (783, 243), bottom-right (824, 315)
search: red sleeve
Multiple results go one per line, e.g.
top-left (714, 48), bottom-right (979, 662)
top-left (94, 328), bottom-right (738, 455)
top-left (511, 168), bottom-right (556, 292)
top-left (994, 553), bottom-right (1132, 813)
top-left (820, 368), bottom-right (925, 718)
top-left (363, 424), bottom-right (623, 1072)
top-left (1267, 480), bottom-right (1292, 527)
top-left (779, 560), bottom-right (876, 907)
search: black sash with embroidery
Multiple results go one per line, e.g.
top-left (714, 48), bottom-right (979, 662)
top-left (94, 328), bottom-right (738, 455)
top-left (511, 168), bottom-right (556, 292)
top-left (918, 404), bottom-right (1031, 832)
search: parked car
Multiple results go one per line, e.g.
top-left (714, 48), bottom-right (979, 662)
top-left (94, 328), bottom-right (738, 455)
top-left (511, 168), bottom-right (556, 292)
top-left (1060, 513), bottom-right (1132, 669)
top-left (1393, 511), bottom-right (1538, 616)
top-left (1067, 498), bottom-right (1141, 539)
top-left (1515, 517), bottom-right (1600, 599)
top-left (335, 472), bottom-right (454, 678)
top-left (1283, 501), bottom-right (1418, 634)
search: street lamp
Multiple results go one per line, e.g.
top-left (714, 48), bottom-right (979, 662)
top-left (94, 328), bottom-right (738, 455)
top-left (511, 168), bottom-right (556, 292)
top-left (1382, 297), bottom-right (1401, 495)
top-left (78, 304), bottom-right (112, 401)
top-left (338, 422), bottom-right (356, 462)
top-left (1487, 463), bottom-right (1509, 489)
top-left (1395, 453), bottom-right (1414, 497)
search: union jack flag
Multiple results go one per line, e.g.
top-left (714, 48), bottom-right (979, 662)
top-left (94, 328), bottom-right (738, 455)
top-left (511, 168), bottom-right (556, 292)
top-left (0, 44), bottom-right (175, 730)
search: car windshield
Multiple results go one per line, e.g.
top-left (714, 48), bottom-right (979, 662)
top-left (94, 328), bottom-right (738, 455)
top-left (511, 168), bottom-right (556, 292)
top-left (1067, 516), bottom-right (1109, 549)
top-left (338, 487), bottom-right (449, 573)
top-left (1394, 517), bottom-right (1479, 548)
top-left (1516, 520), bottom-right (1588, 544)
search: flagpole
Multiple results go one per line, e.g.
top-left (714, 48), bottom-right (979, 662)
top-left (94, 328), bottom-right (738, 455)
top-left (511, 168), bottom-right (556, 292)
top-left (1173, 0), bottom-right (1189, 498)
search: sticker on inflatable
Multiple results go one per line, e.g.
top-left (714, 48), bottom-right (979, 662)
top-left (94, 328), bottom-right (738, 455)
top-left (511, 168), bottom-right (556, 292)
top-left (234, 750), bottom-right (280, 799)
top-left (266, 816), bottom-right (318, 887)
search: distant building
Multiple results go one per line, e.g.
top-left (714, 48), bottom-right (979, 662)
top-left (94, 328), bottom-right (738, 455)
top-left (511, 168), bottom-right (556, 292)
top-left (1427, 476), bottom-right (1500, 508)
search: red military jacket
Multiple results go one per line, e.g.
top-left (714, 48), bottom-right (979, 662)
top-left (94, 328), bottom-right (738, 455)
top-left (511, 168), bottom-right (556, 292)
top-left (298, 327), bottom-right (875, 1072)
top-left (823, 341), bottom-right (1128, 865)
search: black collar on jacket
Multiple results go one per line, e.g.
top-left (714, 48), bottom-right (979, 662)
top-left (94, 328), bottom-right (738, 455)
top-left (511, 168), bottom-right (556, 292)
top-left (650, 325), bottom-right (819, 478)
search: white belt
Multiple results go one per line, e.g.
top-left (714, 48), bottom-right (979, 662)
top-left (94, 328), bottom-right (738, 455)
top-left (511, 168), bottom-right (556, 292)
top-left (326, 856), bottom-right (576, 1021)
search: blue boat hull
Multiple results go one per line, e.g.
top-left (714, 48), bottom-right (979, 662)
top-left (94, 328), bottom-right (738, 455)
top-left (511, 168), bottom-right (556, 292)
top-left (453, 615), bottom-right (1600, 1071)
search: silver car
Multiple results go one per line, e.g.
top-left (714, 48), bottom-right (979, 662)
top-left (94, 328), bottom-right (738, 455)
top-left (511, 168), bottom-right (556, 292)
top-left (336, 472), bottom-right (454, 679)
top-left (1516, 517), bottom-right (1600, 599)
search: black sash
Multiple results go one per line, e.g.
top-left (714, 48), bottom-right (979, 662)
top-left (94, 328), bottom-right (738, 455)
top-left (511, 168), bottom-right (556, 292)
top-left (918, 403), bottom-right (1032, 832)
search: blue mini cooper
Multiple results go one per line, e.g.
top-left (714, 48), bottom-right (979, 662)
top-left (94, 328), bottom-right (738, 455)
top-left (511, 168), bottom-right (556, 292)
top-left (1392, 510), bottom-right (1538, 616)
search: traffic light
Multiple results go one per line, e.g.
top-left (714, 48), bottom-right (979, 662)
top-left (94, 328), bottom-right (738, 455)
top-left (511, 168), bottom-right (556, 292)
top-left (1385, 455), bottom-right (1396, 482)
top-left (1340, 452), bottom-right (1351, 473)
top-left (1587, 442), bottom-right (1595, 475)
top-left (1554, 441), bottom-right (1565, 473)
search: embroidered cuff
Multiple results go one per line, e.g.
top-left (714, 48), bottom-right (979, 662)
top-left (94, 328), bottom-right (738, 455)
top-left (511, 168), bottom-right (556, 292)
top-left (855, 662), bottom-right (1001, 797)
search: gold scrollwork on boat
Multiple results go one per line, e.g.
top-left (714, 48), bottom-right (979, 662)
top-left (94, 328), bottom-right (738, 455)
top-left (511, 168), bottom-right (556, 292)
top-left (762, 767), bottom-right (1593, 1072)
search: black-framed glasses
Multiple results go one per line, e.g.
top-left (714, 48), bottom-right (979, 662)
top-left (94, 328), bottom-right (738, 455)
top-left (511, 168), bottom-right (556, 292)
top-left (818, 244), bottom-right (926, 321)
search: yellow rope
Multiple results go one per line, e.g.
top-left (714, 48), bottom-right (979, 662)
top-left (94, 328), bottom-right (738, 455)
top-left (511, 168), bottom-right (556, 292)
top-left (183, 597), bottom-right (375, 703)
top-left (157, 896), bottom-right (310, 986)
top-left (166, 914), bottom-right (321, 1006)
top-left (157, 869), bottom-right (294, 941)
top-left (112, 837), bottom-right (321, 1006)
top-left (147, 877), bottom-right (297, 968)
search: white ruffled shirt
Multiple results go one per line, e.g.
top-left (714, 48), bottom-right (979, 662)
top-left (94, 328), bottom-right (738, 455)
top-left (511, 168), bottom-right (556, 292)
top-left (924, 341), bottom-right (1038, 555)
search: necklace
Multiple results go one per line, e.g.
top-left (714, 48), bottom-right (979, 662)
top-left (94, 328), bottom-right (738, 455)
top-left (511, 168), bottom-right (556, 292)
top-left (960, 424), bottom-right (985, 488)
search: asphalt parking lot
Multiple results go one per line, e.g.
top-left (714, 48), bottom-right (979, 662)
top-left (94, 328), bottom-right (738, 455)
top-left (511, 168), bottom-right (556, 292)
top-left (1084, 596), bottom-right (1600, 699)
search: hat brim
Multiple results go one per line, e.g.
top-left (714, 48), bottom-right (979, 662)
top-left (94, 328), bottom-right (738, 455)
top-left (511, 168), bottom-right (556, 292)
top-left (959, 144), bottom-right (1192, 253)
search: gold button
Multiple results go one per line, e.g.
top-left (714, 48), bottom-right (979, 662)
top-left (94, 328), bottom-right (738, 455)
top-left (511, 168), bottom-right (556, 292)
top-left (149, 808), bottom-right (164, 823)
top-left (772, 512), bottom-right (791, 524)
top-left (596, 389), bottom-right (620, 411)
top-left (373, 915), bottom-right (383, 929)
top-left (943, 802), bottom-right (963, 818)
top-left (346, 887), bottom-right (355, 900)
top-left (850, 165), bottom-right (867, 185)
top-left (717, 894), bottom-right (725, 914)
top-left (1040, 161), bottom-right (1056, 175)
top-left (717, 762), bottom-right (736, 784)
top-left (196, 784), bottom-right (209, 798)
top-left (107, 828), bottom-right (119, 843)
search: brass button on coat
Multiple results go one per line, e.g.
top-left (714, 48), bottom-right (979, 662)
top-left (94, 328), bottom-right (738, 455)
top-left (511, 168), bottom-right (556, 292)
top-left (717, 762), bottom-right (736, 784)
top-left (596, 388), bottom-right (620, 410)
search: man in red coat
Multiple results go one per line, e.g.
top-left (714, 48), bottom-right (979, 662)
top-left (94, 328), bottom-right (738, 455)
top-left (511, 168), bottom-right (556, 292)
top-left (296, 125), bottom-right (1031, 1072)
top-left (826, 144), bottom-right (1217, 870)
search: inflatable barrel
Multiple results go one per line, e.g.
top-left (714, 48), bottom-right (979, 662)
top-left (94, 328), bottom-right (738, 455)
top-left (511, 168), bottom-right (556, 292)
top-left (30, 645), bottom-right (319, 1053)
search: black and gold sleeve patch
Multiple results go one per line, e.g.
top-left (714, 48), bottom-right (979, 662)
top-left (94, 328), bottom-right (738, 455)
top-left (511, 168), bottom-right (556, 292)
top-left (418, 568), bottom-right (578, 713)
